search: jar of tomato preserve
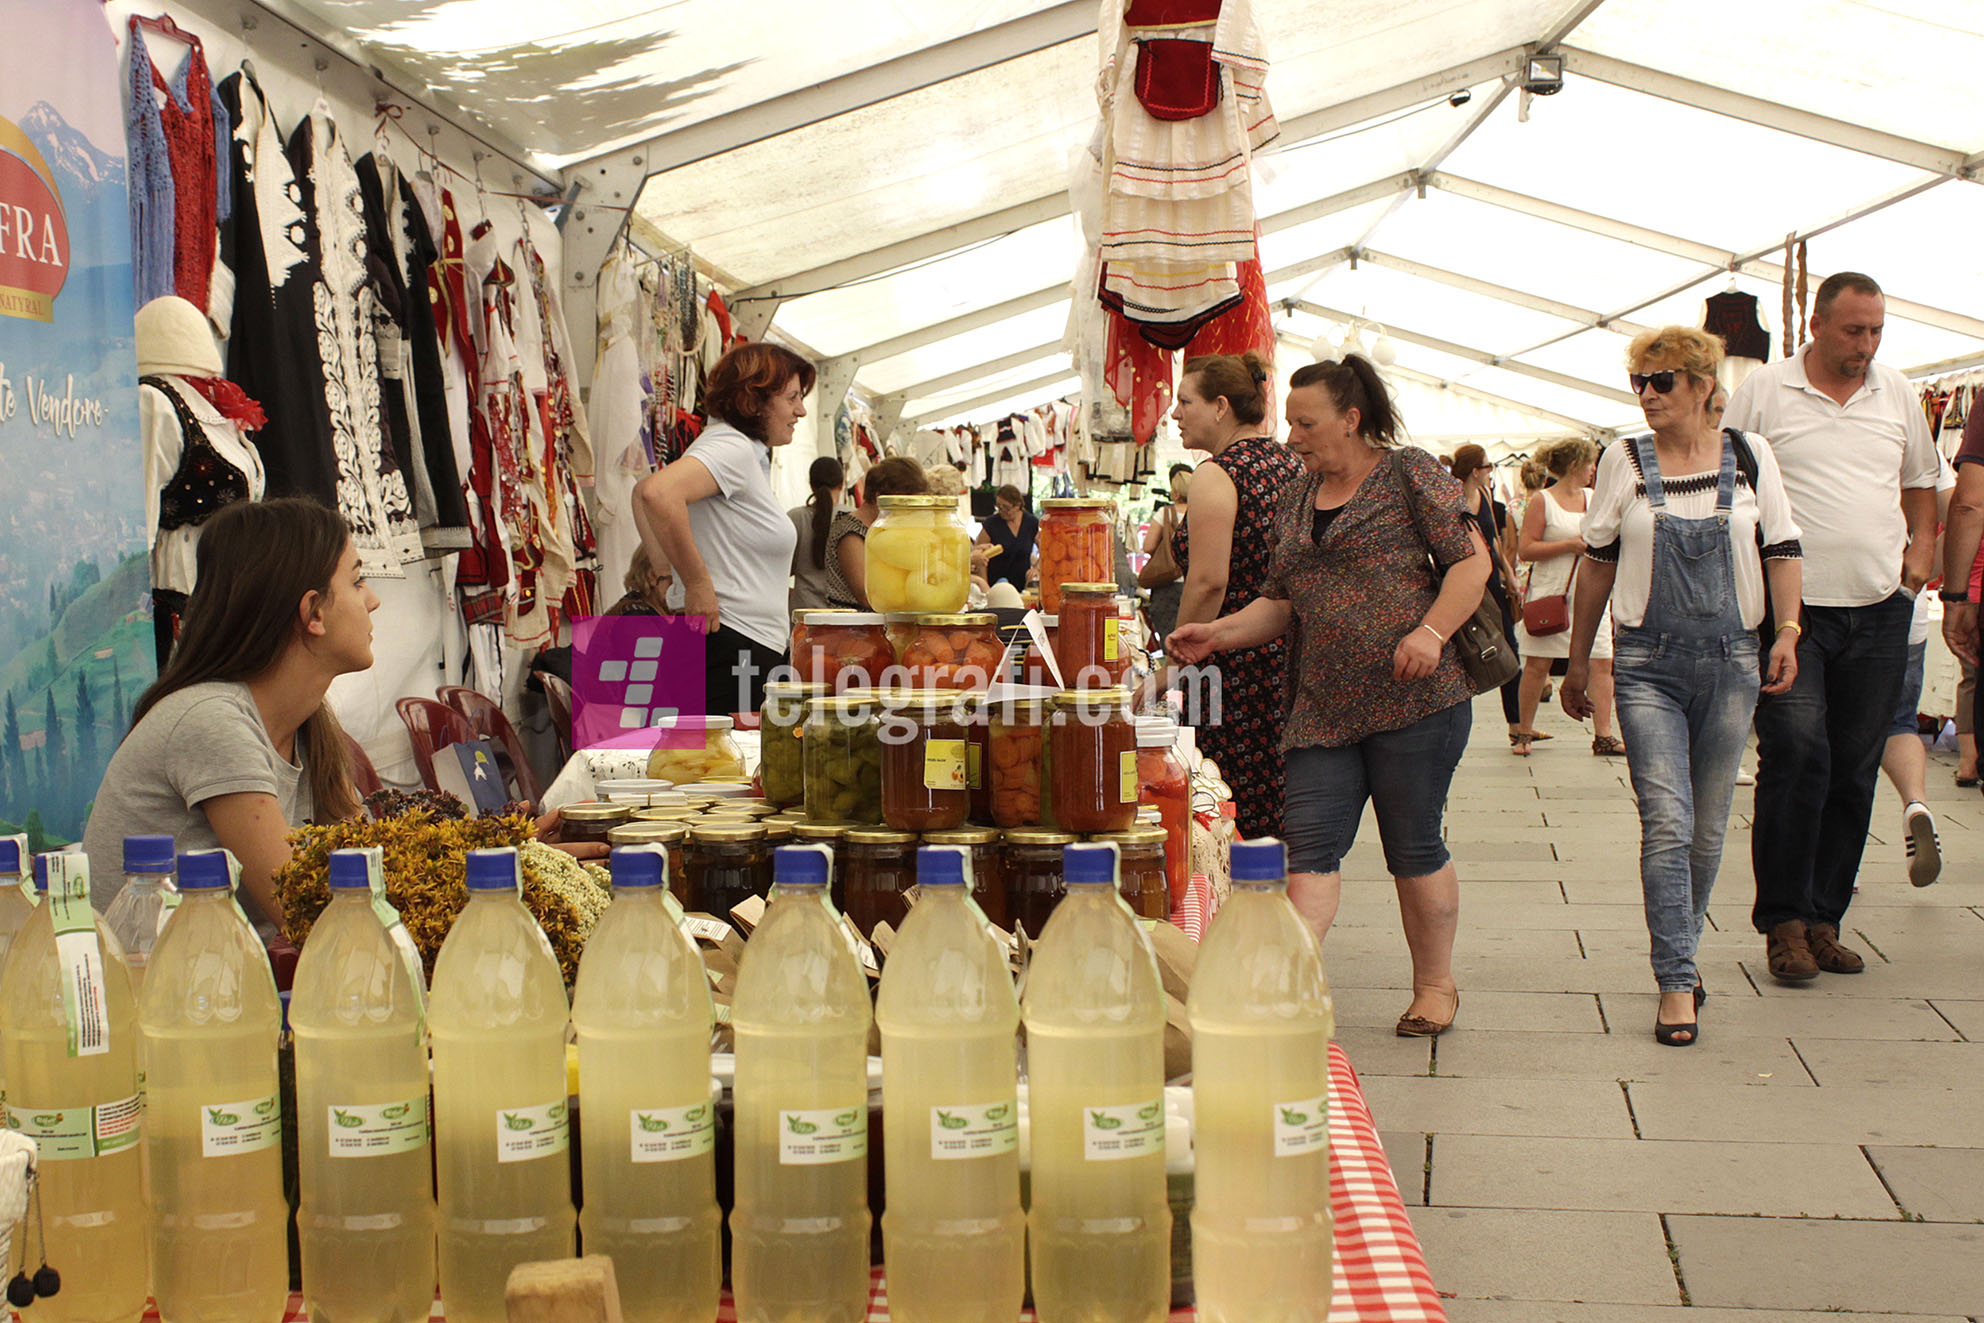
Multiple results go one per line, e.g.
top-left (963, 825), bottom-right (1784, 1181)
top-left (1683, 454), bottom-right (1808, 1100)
top-left (1046, 687), bottom-right (1138, 833)
top-left (843, 827), bottom-right (918, 937)
top-left (1037, 498), bottom-right (1115, 614)
top-left (867, 496), bottom-right (973, 614)
top-left (804, 690), bottom-right (884, 824)
top-left (1088, 826), bottom-right (1169, 920)
top-left (1058, 584), bottom-right (1130, 686)
top-left (684, 821), bottom-right (770, 917)
top-left (1002, 827), bottom-right (1076, 937)
top-left (1135, 717), bottom-right (1191, 913)
top-left (758, 681), bottom-right (823, 808)
top-left (985, 688), bottom-right (1051, 827)
top-left (791, 610), bottom-right (895, 690)
top-left (887, 613), bottom-right (1003, 690)
top-left (878, 688), bottom-right (971, 831)
top-left (922, 826), bottom-right (1007, 929)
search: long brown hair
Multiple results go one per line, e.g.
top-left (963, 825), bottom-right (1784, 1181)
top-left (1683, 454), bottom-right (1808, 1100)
top-left (131, 498), bottom-right (360, 822)
top-left (806, 455), bottom-right (844, 569)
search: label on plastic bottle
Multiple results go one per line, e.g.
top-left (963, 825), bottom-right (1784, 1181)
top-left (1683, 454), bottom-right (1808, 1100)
top-left (929, 1100), bottom-right (1019, 1160)
top-left (1119, 751), bottom-right (1138, 804)
top-left (1083, 1099), bottom-right (1166, 1161)
top-left (777, 1105), bottom-right (868, 1165)
top-left (45, 854), bottom-right (109, 1058)
top-left (327, 1097), bottom-right (431, 1157)
top-left (630, 1101), bottom-right (717, 1163)
top-left (5, 1095), bottom-right (141, 1160)
top-left (923, 739), bottom-right (968, 791)
top-left (201, 1093), bottom-right (283, 1157)
top-left (1272, 1094), bottom-right (1329, 1157)
top-left (496, 1101), bottom-right (571, 1163)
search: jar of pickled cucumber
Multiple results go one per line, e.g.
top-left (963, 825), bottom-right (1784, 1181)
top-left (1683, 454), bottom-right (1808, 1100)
top-left (684, 821), bottom-right (770, 916)
top-left (645, 715), bottom-right (746, 784)
top-left (759, 681), bottom-right (823, 808)
top-left (1046, 686), bottom-right (1139, 833)
top-left (922, 826), bottom-right (1007, 929)
top-left (803, 690), bottom-right (883, 824)
top-left (1038, 498), bottom-right (1115, 614)
top-left (866, 495), bottom-right (973, 614)
top-left (887, 613), bottom-right (1003, 690)
top-left (1003, 827), bottom-right (1077, 938)
top-left (1087, 825), bottom-right (1170, 920)
top-left (791, 610), bottom-right (894, 690)
top-left (843, 827), bottom-right (918, 937)
top-left (878, 688), bottom-right (971, 832)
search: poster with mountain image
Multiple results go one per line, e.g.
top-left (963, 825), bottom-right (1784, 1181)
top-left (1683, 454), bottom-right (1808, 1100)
top-left (0, 0), bottom-right (152, 850)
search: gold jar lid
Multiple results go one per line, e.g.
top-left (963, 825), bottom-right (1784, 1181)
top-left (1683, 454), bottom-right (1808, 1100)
top-left (790, 822), bottom-right (851, 841)
top-left (876, 686), bottom-right (969, 710)
top-left (687, 822), bottom-right (768, 843)
top-left (764, 681), bottom-right (830, 701)
top-left (844, 828), bottom-right (918, 846)
top-left (561, 803), bottom-right (634, 823)
top-left (1089, 825), bottom-right (1167, 846)
top-left (1059, 582), bottom-right (1121, 595)
top-left (923, 827), bottom-right (1000, 846)
top-left (1002, 827), bottom-right (1078, 845)
top-left (761, 822), bottom-right (796, 843)
top-left (877, 495), bottom-right (963, 510)
top-left (794, 608), bottom-right (884, 627)
top-left (1046, 686), bottom-right (1133, 708)
top-left (883, 613), bottom-right (997, 629)
top-left (609, 823), bottom-right (688, 846)
top-left (633, 806), bottom-right (699, 823)
top-left (1041, 497), bottom-right (1113, 510)
top-left (813, 691), bottom-right (881, 716)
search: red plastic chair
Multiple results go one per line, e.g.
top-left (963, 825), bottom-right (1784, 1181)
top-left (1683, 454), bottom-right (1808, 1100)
top-left (538, 673), bottom-right (576, 765)
top-left (438, 685), bottom-right (546, 811)
top-left (394, 697), bottom-right (474, 794)
top-left (344, 733), bottom-right (384, 800)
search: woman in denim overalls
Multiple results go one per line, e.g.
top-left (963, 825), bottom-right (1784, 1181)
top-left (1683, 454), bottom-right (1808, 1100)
top-left (1563, 327), bottom-right (1805, 1046)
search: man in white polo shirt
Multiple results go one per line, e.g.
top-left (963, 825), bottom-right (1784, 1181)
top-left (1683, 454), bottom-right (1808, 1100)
top-left (1724, 272), bottom-right (1940, 983)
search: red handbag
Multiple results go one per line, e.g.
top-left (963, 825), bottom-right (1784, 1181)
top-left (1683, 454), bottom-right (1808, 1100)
top-left (1520, 560), bottom-right (1577, 637)
top-left (1134, 38), bottom-right (1221, 121)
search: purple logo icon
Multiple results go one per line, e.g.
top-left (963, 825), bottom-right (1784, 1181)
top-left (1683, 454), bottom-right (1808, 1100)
top-left (569, 615), bottom-right (708, 750)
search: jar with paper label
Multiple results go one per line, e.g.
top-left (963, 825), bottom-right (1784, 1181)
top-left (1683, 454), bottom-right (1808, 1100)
top-left (986, 688), bottom-right (1050, 827)
top-left (843, 828), bottom-right (918, 938)
top-left (791, 610), bottom-right (895, 690)
top-left (1002, 828), bottom-right (1076, 938)
top-left (888, 613), bottom-right (1003, 690)
top-left (790, 823), bottom-right (852, 911)
top-left (1038, 498), bottom-right (1115, 614)
top-left (922, 827), bottom-right (1007, 929)
top-left (879, 689), bottom-right (971, 831)
top-left (609, 822), bottom-right (689, 905)
top-left (684, 822), bottom-right (770, 919)
top-left (558, 802), bottom-right (633, 848)
top-left (646, 715), bottom-right (746, 783)
top-left (759, 681), bottom-right (823, 808)
top-left (1059, 584), bottom-right (1131, 686)
top-left (865, 495), bottom-right (973, 614)
top-left (1089, 826), bottom-right (1170, 921)
top-left (804, 691), bottom-right (883, 824)
top-left (1136, 718), bottom-right (1192, 914)
top-left (1047, 687), bottom-right (1139, 833)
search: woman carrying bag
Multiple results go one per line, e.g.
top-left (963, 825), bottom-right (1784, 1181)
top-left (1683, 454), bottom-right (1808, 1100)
top-left (1140, 463), bottom-right (1192, 650)
top-left (1516, 438), bottom-right (1623, 756)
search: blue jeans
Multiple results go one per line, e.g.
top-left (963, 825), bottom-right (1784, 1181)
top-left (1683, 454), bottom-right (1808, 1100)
top-left (1751, 595), bottom-right (1912, 932)
top-left (1888, 639), bottom-right (1927, 738)
top-left (1284, 702), bottom-right (1471, 877)
top-left (1612, 631), bottom-right (1761, 991)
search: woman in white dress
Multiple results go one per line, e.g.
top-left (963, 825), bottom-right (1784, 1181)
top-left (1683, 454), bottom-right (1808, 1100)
top-left (1516, 438), bottom-right (1624, 756)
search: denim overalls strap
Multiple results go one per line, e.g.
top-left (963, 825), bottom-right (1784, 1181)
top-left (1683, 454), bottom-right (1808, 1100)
top-left (1627, 433), bottom-right (1747, 642)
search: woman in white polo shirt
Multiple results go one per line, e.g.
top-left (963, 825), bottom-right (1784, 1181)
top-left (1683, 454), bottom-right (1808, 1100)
top-left (635, 342), bottom-right (812, 714)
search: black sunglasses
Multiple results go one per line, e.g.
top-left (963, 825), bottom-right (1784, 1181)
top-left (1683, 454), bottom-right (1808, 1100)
top-left (1629, 370), bottom-right (1683, 394)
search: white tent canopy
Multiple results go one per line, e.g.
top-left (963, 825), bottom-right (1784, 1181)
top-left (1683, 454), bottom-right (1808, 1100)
top-left (271, 0), bottom-right (1984, 447)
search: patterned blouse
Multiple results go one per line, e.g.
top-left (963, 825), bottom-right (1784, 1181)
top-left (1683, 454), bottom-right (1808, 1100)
top-left (823, 510), bottom-right (868, 609)
top-left (1264, 446), bottom-right (1481, 750)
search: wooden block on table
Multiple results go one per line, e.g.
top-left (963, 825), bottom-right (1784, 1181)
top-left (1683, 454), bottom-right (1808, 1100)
top-left (505, 1255), bottom-right (624, 1323)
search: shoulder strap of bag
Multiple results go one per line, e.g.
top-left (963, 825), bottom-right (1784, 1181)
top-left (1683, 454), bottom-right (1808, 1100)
top-left (1389, 450), bottom-right (1444, 568)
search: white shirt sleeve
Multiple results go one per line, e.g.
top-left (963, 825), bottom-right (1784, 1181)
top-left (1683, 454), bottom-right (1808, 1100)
top-left (682, 430), bottom-right (753, 500)
top-left (1901, 395), bottom-right (1942, 489)
top-left (1747, 433), bottom-right (1802, 550)
top-left (1581, 444), bottom-right (1630, 553)
top-left (1724, 371), bottom-right (1767, 437)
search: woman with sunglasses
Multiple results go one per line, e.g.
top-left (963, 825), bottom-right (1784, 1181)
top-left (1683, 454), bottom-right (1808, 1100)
top-left (1562, 327), bottom-right (1803, 1047)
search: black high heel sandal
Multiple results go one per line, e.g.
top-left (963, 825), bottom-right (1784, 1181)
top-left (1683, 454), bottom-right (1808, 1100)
top-left (1655, 985), bottom-right (1704, 1047)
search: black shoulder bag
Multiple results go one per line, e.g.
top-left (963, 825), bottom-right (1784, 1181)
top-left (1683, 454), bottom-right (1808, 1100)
top-left (1389, 451), bottom-right (1522, 691)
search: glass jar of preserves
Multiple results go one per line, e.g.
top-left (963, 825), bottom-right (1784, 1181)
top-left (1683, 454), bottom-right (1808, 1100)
top-left (607, 822), bottom-right (690, 906)
top-left (1003, 828), bottom-right (1077, 938)
top-left (866, 495), bottom-right (973, 614)
top-left (645, 715), bottom-right (747, 784)
top-left (759, 681), bottom-right (824, 807)
top-left (1136, 717), bottom-right (1191, 915)
top-left (1058, 583), bottom-right (1130, 686)
top-left (804, 691), bottom-right (883, 824)
top-left (878, 688), bottom-right (971, 832)
top-left (791, 610), bottom-right (895, 690)
top-left (986, 688), bottom-right (1051, 827)
top-left (790, 822), bottom-right (852, 911)
top-left (1019, 617), bottom-right (1061, 688)
top-left (1038, 498), bottom-right (1115, 614)
top-left (1046, 687), bottom-right (1138, 833)
top-left (556, 802), bottom-right (633, 848)
top-left (1089, 826), bottom-right (1169, 920)
top-left (922, 827), bottom-right (1008, 929)
top-left (684, 821), bottom-right (770, 917)
top-left (886, 613), bottom-right (1003, 691)
top-left (843, 827), bottom-right (918, 937)
top-left (965, 696), bottom-right (993, 824)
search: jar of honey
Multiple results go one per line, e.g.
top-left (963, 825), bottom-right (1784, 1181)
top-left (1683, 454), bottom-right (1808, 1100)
top-left (1058, 583), bottom-right (1130, 686)
top-left (878, 688), bottom-right (971, 831)
top-left (922, 826), bottom-right (1008, 929)
top-left (866, 495), bottom-right (973, 614)
top-left (1135, 717), bottom-right (1192, 913)
top-left (791, 610), bottom-right (895, 690)
top-left (790, 821), bottom-right (852, 911)
top-left (1046, 687), bottom-right (1139, 833)
top-left (1038, 498), bottom-right (1115, 614)
top-left (804, 690), bottom-right (883, 824)
top-left (1003, 827), bottom-right (1076, 937)
top-left (684, 821), bottom-right (771, 917)
top-left (843, 827), bottom-right (919, 937)
top-left (1088, 826), bottom-right (1170, 920)
top-left (758, 681), bottom-right (823, 807)
top-left (886, 613), bottom-right (1003, 690)
top-left (607, 822), bottom-right (689, 907)
top-left (556, 802), bottom-right (633, 848)
top-left (985, 688), bottom-right (1052, 827)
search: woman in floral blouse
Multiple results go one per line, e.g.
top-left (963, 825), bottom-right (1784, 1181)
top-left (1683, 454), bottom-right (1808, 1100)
top-left (1170, 356), bottom-right (1489, 1037)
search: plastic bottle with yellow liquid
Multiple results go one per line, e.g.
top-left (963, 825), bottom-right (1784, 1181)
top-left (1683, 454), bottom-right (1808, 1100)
top-left (139, 849), bottom-right (288, 1323)
top-left (877, 845), bottom-right (1023, 1323)
top-left (291, 847), bottom-right (436, 1323)
top-left (729, 845), bottom-right (872, 1323)
top-left (1021, 841), bottom-right (1170, 1323)
top-left (0, 852), bottom-right (147, 1323)
top-left (572, 846), bottom-right (720, 1323)
top-left (429, 848), bottom-right (574, 1323)
top-left (0, 835), bottom-right (35, 980)
top-left (1188, 838), bottom-right (1334, 1323)
top-left (103, 835), bottom-right (175, 996)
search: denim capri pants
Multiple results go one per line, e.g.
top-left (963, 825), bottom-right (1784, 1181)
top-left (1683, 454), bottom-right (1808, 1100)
top-left (1284, 701), bottom-right (1472, 876)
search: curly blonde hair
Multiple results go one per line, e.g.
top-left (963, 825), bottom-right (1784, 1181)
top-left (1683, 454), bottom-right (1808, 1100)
top-left (1536, 437), bottom-right (1600, 480)
top-left (1625, 325), bottom-right (1725, 383)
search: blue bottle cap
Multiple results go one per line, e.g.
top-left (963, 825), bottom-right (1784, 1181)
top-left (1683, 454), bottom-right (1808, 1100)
top-left (0, 839), bottom-right (20, 876)
top-left (1064, 842), bottom-right (1119, 885)
top-left (123, 834), bottom-right (176, 874)
top-left (327, 850), bottom-right (376, 891)
top-left (916, 846), bottom-right (967, 887)
top-left (465, 848), bottom-right (521, 892)
top-left (610, 846), bottom-right (665, 890)
top-left (176, 850), bottom-right (233, 891)
top-left (773, 845), bottom-right (829, 889)
top-left (1229, 838), bottom-right (1287, 883)
top-left (30, 854), bottom-right (47, 892)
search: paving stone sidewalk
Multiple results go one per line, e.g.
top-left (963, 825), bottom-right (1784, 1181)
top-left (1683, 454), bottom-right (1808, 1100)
top-left (1339, 693), bottom-right (1984, 1321)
